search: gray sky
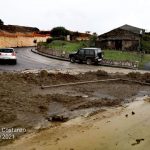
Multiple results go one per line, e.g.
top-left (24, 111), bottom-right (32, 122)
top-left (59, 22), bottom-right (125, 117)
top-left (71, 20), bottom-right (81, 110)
top-left (0, 0), bottom-right (150, 34)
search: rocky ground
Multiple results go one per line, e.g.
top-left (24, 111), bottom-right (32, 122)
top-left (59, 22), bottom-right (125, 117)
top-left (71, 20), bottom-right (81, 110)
top-left (0, 70), bottom-right (150, 147)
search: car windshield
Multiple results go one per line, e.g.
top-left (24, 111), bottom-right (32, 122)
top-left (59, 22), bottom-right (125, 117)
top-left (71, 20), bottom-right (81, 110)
top-left (0, 49), bottom-right (14, 53)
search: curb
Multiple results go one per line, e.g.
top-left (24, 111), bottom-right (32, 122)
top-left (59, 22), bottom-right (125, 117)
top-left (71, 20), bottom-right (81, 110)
top-left (31, 49), bottom-right (70, 62)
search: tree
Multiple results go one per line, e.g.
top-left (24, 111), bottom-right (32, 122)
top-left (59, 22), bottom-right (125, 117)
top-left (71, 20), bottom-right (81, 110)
top-left (0, 19), bottom-right (4, 26)
top-left (89, 32), bottom-right (98, 47)
top-left (50, 27), bottom-right (70, 37)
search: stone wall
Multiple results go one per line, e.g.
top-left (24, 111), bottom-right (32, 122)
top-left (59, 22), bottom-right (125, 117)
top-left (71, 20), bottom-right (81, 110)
top-left (102, 59), bottom-right (139, 69)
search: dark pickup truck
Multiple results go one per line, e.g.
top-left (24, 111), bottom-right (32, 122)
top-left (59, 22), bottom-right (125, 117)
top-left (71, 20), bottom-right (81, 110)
top-left (69, 48), bottom-right (103, 65)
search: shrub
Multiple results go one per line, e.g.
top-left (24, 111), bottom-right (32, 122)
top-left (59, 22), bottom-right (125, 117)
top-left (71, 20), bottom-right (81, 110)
top-left (46, 38), bottom-right (53, 43)
top-left (0, 19), bottom-right (4, 26)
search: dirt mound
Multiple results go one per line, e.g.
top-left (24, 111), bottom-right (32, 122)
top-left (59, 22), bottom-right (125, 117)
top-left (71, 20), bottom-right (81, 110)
top-left (0, 71), bottom-right (79, 86)
top-left (127, 72), bottom-right (150, 83)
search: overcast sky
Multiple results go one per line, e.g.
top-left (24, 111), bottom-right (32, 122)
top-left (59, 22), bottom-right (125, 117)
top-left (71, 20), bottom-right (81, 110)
top-left (0, 0), bottom-right (150, 34)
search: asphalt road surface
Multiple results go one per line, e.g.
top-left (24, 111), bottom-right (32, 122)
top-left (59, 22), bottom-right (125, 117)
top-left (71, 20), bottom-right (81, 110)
top-left (0, 47), bottom-right (149, 74)
top-left (144, 62), bottom-right (150, 70)
top-left (0, 47), bottom-right (74, 71)
top-left (0, 47), bottom-right (99, 72)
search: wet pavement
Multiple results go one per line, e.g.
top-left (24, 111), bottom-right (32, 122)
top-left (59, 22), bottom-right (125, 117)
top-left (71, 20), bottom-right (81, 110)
top-left (0, 47), bottom-right (71, 72)
top-left (0, 47), bottom-right (149, 74)
top-left (144, 62), bottom-right (150, 70)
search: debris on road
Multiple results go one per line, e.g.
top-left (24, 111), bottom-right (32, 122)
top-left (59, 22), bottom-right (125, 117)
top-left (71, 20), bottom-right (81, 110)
top-left (132, 138), bottom-right (144, 146)
top-left (46, 115), bottom-right (68, 122)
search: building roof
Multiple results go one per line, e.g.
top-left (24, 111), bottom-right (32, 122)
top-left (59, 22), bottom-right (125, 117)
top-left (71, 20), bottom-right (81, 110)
top-left (98, 24), bottom-right (145, 39)
top-left (119, 24), bottom-right (145, 35)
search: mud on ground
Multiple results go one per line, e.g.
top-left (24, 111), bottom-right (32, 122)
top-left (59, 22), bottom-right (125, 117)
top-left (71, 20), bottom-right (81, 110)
top-left (0, 70), bottom-right (150, 146)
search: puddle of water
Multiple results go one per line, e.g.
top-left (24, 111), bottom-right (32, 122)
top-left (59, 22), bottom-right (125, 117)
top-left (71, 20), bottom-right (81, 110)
top-left (48, 101), bottom-right (101, 120)
top-left (125, 90), bottom-right (150, 103)
top-left (48, 102), bottom-right (68, 116)
top-left (91, 91), bottom-right (115, 100)
top-left (68, 107), bottom-right (101, 119)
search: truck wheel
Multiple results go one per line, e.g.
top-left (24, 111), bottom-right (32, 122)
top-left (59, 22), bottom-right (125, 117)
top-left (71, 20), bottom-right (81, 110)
top-left (70, 57), bottom-right (75, 63)
top-left (79, 60), bottom-right (83, 64)
top-left (86, 58), bottom-right (92, 65)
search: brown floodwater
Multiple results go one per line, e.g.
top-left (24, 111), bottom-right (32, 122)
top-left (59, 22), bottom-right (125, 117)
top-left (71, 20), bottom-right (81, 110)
top-left (1, 97), bottom-right (150, 150)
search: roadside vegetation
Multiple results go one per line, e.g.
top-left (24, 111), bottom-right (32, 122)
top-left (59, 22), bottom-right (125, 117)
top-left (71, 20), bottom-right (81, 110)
top-left (103, 50), bottom-right (150, 67)
top-left (38, 40), bottom-right (150, 68)
top-left (40, 40), bottom-right (89, 52)
top-left (141, 33), bottom-right (150, 54)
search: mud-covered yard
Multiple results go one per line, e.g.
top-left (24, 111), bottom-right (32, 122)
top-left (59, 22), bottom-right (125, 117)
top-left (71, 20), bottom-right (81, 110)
top-left (0, 70), bottom-right (150, 147)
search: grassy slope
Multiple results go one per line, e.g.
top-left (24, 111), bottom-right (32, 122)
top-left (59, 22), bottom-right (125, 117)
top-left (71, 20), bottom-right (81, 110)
top-left (45, 40), bottom-right (88, 52)
top-left (104, 50), bottom-right (141, 61)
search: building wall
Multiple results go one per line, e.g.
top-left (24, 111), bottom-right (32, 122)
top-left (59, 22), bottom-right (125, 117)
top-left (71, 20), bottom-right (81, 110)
top-left (75, 37), bottom-right (90, 41)
top-left (96, 40), bottom-right (139, 51)
top-left (122, 40), bottom-right (139, 51)
top-left (0, 34), bottom-right (50, 48)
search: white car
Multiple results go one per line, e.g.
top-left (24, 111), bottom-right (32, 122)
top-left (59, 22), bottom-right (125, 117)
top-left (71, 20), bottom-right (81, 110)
top-left (0, 48), bottom-right (17, 64)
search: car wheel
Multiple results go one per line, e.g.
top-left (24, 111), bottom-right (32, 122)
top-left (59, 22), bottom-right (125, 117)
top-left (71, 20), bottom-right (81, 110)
top-left (70, 57), bottom-right (75, 63)
top-left (86, 58), bottom-right (92, 65)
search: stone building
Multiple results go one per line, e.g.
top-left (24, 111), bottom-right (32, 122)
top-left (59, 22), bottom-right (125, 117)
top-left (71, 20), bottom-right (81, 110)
top-left (70, 32), bottom-right (91, 41)
top-left (96, 24), bottom-right (145, 51)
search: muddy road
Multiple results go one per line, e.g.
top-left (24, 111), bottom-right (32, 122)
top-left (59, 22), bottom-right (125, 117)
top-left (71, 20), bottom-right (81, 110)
top-left (1, 101), bottom-right (150, 150)
top-left (4, 100), bottom-right (149, 150)
top-left (0, 71), bottom-right (150, 149)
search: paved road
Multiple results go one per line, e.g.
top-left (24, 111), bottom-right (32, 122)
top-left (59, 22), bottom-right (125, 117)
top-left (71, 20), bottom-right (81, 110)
top-left (0, 47), bottom-right (73, 71)
top-left (0, 47), bottom-right (100, 72)
top-left (144, 62), bottom-right (150, 70)
top-left (0, 47), bottom-right (149, 74)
